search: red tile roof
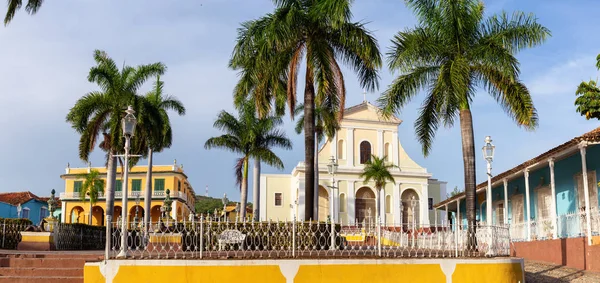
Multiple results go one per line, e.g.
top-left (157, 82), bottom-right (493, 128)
top-left (434, 126), bottom-right (600, 208)
top-left (0, 191), bottom-right (45, 206)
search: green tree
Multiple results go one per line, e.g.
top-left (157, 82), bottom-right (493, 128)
top-left (359, 155), bottom-right (397, 222)
top-left (204, 101), bottom-right (292, 220)
top-left (136, 76), bottom-right (185, 226)
top-left (4, 0), bottom-right (43, 25)
top-left (378, 0), bottom-right (549, 241)
top-left (575, 54), bottom-right (600, 120)
top-left (66, 50), bottom-right (165, 222)
top-left (447, 186), bottom-right (463, 198)
top-left (230, 0), bottom-right (382, 220)
top-left (78, 169), bottom-right (105, 225)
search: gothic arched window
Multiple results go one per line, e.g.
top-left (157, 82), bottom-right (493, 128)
top-left (360, 141), bottom-right (371, 164)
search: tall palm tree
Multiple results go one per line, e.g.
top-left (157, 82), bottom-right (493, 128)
top-left (294, 102), bottom-right (340, 220)
top-left (78, 169), bottom-right (105, 225)
top-left (66, 50), bottom-right (165, 223)
top-left (378, 0), bottom-right (549, 241)
top-left (137, 76), bottom-right (185, 226)
top-left (4, 0), bottom-right (43, 25)
top-left (205, 101), bottom-right (292, 220)
top-left (230, 0), bottom-right (382, 220)
top-left (575, 54), bottom-right (600, 120)
top-left (359, 155), bottom-right (396, 223)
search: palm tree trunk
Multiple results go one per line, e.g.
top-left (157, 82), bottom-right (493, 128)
top-left (89, 201), bottom-right (93, 225)
top-left (252, 158), bottom-right (260, 222)
top-left (144, 148), bottom-right (153, 229)
top-left (240, 158), bottom-right (249, 221)
top-left (314, 136), bottom-right (319, 220)
top-left (105, 153), bottom-right (117, 224)
top-left (304, 65), bottom-right (316, 221)
top-left (459, 109), bottom-right (477, 248)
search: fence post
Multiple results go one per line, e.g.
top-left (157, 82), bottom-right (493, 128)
top-left (200, 215), bottom-right (204, 259)
top-left (105, 215), bottom-right (112, 261)
top-left (292, 218), bottom-right (296, 258)
top-left (2, 220), bottom-right (5, 249)
top-left (377, 216), bottom-right (382, 257)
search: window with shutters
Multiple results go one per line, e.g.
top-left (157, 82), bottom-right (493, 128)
top-left (40, 207), bottom-right (48, 220)
top-left (536, 187), bottom-right (551, 220)
top-left (22, 208), bottom-right (30, 219)
top-left (495, 202), bottom-right (505, 225)
top-left (73, 181), bottom-right (82, 193)
top-left (511, 195), bottom-right (524, 223)
top-left (154, 179), bottom-right (165, 191)
top-left (574, 171), bottom-right (598, 212)
top-left (385, 195), bottom-right (391, 213)
top-left (274, 193), bottom-right (282, 206)
top-left (359, 141), bottom-right (372, 164)
top-left (132, 179), bottom-right (141, 191)
top-left (115, 180), bottom-right (122, 192)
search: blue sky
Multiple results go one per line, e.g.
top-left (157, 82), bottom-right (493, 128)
top-left (0, 0), bottom-right (599, 201)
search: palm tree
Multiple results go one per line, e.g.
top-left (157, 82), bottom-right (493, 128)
top-left (378, 0), bottom-right (549, 242)
top-left (78, 169), bottom-right (105, 225)
top-left (4, 0), bottom-right (43, 25)
top-left (66, 50), bottom-right (165, 223)
top-left (137, 76), bottom-right (185, 227)
top-left (359, 155), bottom-right (396, 223)
top-left (230, 0), bottom-right (382, 220)
top-left (575, 54), bottom-right (600, 120)
top-left (294, 102), bottom-right (340, 220)
top-left (205, 101), bottom-right (292, 220)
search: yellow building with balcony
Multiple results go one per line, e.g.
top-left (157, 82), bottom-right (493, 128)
top-left (59, 161), bottom-right (196, 226)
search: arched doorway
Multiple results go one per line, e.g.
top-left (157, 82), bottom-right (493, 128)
top-left (151, 205), bottom-right (162, 223)
top-left (318, 186), bottom-right (329, 221)
top-left (70, 206), bottom-right (84, 224)
top-left (355, 187), bottom-right (376, 226)
top-left (129, 205), bottom-right (145, 226)
top-left (92, 206), bottom-right (104, 226)
top-left (401, 189), bottom-right (420, 227)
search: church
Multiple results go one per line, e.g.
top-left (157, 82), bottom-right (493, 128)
top-left (259, 101), bottom-right (447, 226)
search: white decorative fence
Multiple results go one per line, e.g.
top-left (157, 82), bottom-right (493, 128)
top-left (507, 211), bottom-right (600, 241)
top-left (106, 217), bottom-right (510, 259)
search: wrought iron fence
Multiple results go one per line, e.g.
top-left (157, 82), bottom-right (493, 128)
top-left (54, 223), bottom-right (106, 250)
top-left (0, 220), bottom-right (30, 249)
top-left (106, 217), bottom-right (510, 259)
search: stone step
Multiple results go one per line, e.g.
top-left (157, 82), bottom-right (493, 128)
top-left (3, 258), bottom-right (88, 268)
top-left (0, 276), bottom-right (83, 283)
top-left (0, 253), bottom-right (102, 260)
top-left (0, 267), bottom-right (82, 277)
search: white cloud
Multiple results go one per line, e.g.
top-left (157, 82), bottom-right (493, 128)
top-left (527, 55), bottom-right (598, 97)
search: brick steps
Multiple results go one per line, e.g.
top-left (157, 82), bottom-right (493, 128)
top-left (0, 251), bottom-right (102, 283)
top-left (0, 276), bottom-right (83, 283)
top-left (0, 267), bottom-right (83, 277)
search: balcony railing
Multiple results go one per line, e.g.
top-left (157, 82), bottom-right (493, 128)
top-left (60, 190), bottom-right (188, 202)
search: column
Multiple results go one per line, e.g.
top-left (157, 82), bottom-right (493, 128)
top-left (393, 183), bottom-right (401, 224)
top-left (334, 180), bottom-right (340, 222)
top-left (377, 130), bottom-right (384, 158)
top-left (171, 201), bottom-right (178, 220)
top-left (61, 202), bottom-right (67, 224)
top-left (524, 169), bottom-right (531, 241)
top-left (392, 131), bottom-right (399, 168)
top-left (298, 180), bottom-right (306, 221)
top-left (347, 181), bottom-right (355, 225)
top-left (456, 198), bottom-right (461, 230)
top-left (260, 175), bottom-right (268, 221)
top-left (445, 204), bottom-right (448, 227)
top-left (579, 143), bottom-right (593, 246)
top-left (503, 179), bottom-right (508, 226)
top-left (421, 183), bottom-right (430, 225)
top-left (548, 158), bottom-right (558, 239)
top-left (347, 128), bottom-right (354, 166)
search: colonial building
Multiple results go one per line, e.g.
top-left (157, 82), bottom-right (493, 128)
top-left (434, 127), bottom-right (600, 245)
top-left (0, 191), bottom-right (50, 224)
top-left (59, 161), bottom-right (196, 226)
top-left (259, 101), bottom-right (447, 225)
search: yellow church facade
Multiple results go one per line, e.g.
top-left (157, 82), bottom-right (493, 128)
top-left (59, 161), bottom-right (196, 226)
top-left (260, 102), bottom-right (447, 226)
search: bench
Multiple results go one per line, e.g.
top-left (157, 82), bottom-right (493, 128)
top-left (218, 229), bottom-right (246, 251)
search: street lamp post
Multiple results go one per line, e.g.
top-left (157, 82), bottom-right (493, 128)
top-left (482, 136), bottom-right (495, 256)
top-left (116, 106), bottom-right (138, 259)
top-left (327, 156), bottom-right (338, 250)
top-left (134, 195), bottom-right (140, 229)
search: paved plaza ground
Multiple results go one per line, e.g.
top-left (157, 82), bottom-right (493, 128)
top-left (525, 260), bottom-right (600, 282)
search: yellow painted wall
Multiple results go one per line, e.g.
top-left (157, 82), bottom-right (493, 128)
top-left (85, 258), bottom-right (525, 283)
top-left (264, 175), bottom-right (292, 220)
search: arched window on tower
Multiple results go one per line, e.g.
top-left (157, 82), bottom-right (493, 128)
top-left (337, 140), bottom-right (345, 159)
top-left (384, 142), bottom-right (391, 161)
top-left (360, 141), bottom-right (372, 164)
